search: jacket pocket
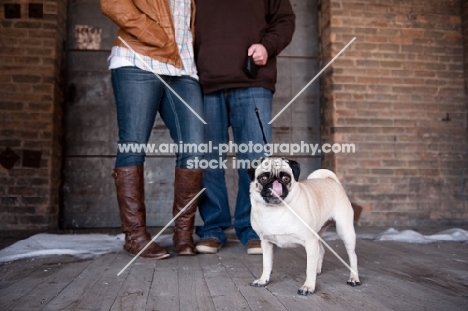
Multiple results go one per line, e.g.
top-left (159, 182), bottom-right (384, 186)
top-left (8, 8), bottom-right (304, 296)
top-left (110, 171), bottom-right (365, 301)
top-left (136, 17), bottom-right (170, 48)
top-left (197, 37), bottom-right (253, 81)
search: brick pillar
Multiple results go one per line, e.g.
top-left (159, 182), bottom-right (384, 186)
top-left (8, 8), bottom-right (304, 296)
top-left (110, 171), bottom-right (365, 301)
top-left (320, 0), bottom-right (468, 225)
top-left (0, 1), bottom-right (67, 230)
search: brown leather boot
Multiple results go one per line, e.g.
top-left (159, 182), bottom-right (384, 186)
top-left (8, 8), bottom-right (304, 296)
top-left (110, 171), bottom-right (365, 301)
top-left (112, 165), bottom-right (170, 259)
top-left (172, 167), bottom-right (203, 255)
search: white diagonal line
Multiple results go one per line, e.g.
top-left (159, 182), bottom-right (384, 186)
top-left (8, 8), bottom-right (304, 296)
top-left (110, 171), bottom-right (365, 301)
top-left (269, 37), bottom-right (356, 124)
top-left (270, 189), bottom-right (357, 276)
top-left (117, 36), bottom-right (207, 125)
top-left (117, 188), bottom-right (206, 276)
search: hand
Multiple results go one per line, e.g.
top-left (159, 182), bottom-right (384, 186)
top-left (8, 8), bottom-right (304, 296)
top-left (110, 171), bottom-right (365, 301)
top-left (248, 44), bottom-right (268, 66)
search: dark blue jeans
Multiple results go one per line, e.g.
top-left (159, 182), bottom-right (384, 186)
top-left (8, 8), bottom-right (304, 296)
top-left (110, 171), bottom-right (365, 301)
top-left (195, 87), bottom-right (272, 245)
top-left (111, 67), bottom-right (204, 168)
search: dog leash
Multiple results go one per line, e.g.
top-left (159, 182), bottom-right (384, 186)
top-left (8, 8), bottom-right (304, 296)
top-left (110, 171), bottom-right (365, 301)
top-left (255, 107), bottom-right (269, 145)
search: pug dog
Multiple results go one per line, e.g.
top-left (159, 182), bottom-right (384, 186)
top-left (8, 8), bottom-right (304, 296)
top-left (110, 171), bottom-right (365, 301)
top-left (248, 157), bottom-right (360, 295)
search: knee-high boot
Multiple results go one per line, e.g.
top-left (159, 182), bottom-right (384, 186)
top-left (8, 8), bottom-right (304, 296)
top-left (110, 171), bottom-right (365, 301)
top-left (172, 167), bottom-right (204, 255)
top-left (112, 165), bottom-right (170, 259)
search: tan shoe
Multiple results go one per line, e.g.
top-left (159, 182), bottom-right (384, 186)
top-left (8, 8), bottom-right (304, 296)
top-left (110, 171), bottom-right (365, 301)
top-left (196, 238), bottom-right (221, 254)
top-left (247, 240), bottom-right (262, 255)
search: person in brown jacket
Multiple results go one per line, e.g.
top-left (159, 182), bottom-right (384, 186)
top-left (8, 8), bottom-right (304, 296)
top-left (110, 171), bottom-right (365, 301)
top-left (101, 0), bottom-right (204, 258)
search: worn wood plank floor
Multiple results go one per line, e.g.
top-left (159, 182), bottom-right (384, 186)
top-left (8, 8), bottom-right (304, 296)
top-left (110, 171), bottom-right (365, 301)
top-left (1, 228), bottom-right (467, 311)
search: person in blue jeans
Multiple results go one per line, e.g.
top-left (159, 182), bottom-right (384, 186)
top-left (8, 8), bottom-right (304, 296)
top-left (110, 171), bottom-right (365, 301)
top-left (102, 0), bottom-right (204, 259)
top-left (194, 0), bottom-right (296, 254)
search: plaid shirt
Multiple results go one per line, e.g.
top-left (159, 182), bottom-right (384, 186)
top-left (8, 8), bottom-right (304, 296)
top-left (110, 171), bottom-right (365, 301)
top-left (108, 0), bottom-right (198, 79)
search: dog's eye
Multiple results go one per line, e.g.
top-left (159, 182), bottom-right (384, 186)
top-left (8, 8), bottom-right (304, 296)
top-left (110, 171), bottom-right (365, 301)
top-left (281, 176), bottom-right (291, 183)
top-left (259, 175), bottom-right (268, 183)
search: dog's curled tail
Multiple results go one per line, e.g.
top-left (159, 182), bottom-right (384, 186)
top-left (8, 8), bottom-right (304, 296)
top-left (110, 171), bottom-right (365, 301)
top-left (306, 169), bottom-right (341, 184)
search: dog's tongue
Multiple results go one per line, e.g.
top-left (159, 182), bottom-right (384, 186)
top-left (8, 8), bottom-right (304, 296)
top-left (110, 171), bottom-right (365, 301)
top-left (272, 180), bottom-right (283, 197)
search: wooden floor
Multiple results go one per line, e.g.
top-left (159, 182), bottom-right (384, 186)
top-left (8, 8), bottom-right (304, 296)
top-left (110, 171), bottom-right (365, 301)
top-left (1, 228), bottom-right (467, 311)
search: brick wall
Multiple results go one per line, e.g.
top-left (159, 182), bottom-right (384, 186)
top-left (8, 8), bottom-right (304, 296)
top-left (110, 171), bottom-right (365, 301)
top-left (1, 0), bottom-right (467, 229)
top-left (0, 0), bottom-right (67, 230)
top-left (463, 0), bottom-right (468, 96)
top-left (320, 0), bottom-right (468, 225)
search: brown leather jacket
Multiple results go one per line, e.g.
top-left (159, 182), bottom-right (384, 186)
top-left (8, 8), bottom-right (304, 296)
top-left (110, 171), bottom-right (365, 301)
top-left (101, 0), bottom-right (195, 68)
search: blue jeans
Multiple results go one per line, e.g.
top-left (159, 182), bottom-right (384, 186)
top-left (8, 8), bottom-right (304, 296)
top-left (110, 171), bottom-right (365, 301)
top-left (195, 87), bottom-right (272, 245)
top-left (111, 67), bottom-right (204, 168)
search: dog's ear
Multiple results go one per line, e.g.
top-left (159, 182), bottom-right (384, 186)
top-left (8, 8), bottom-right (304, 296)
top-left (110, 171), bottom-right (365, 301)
top-left (287, 159), bottom-right (301, 181)
top-left (248, 157), bottom-right (264, 181)
top-left (247, 166), bottom-right (256, 181)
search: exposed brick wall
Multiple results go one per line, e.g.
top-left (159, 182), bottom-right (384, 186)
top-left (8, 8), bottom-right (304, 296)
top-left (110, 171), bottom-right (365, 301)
top-left (0, 0), bottom-right (66, 229)
top-left (463, 0), bottom-right (468, 96)
top-left (320, 0), bottom-right (468, 225)
top-left (1, 0), bottom-right (468, 229)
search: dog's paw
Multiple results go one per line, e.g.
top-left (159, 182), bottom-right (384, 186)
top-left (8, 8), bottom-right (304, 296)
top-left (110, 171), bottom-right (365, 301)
top-left (297, 285), bottom-right (315, 296)
top-left (347, 280), bottom-right (361, 287)
top-left (250, 279), bottom-right (269, 287)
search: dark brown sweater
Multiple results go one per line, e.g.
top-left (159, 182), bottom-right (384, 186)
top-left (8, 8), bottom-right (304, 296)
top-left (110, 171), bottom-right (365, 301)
top-left (194, 0), bottom-right (295, 94)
